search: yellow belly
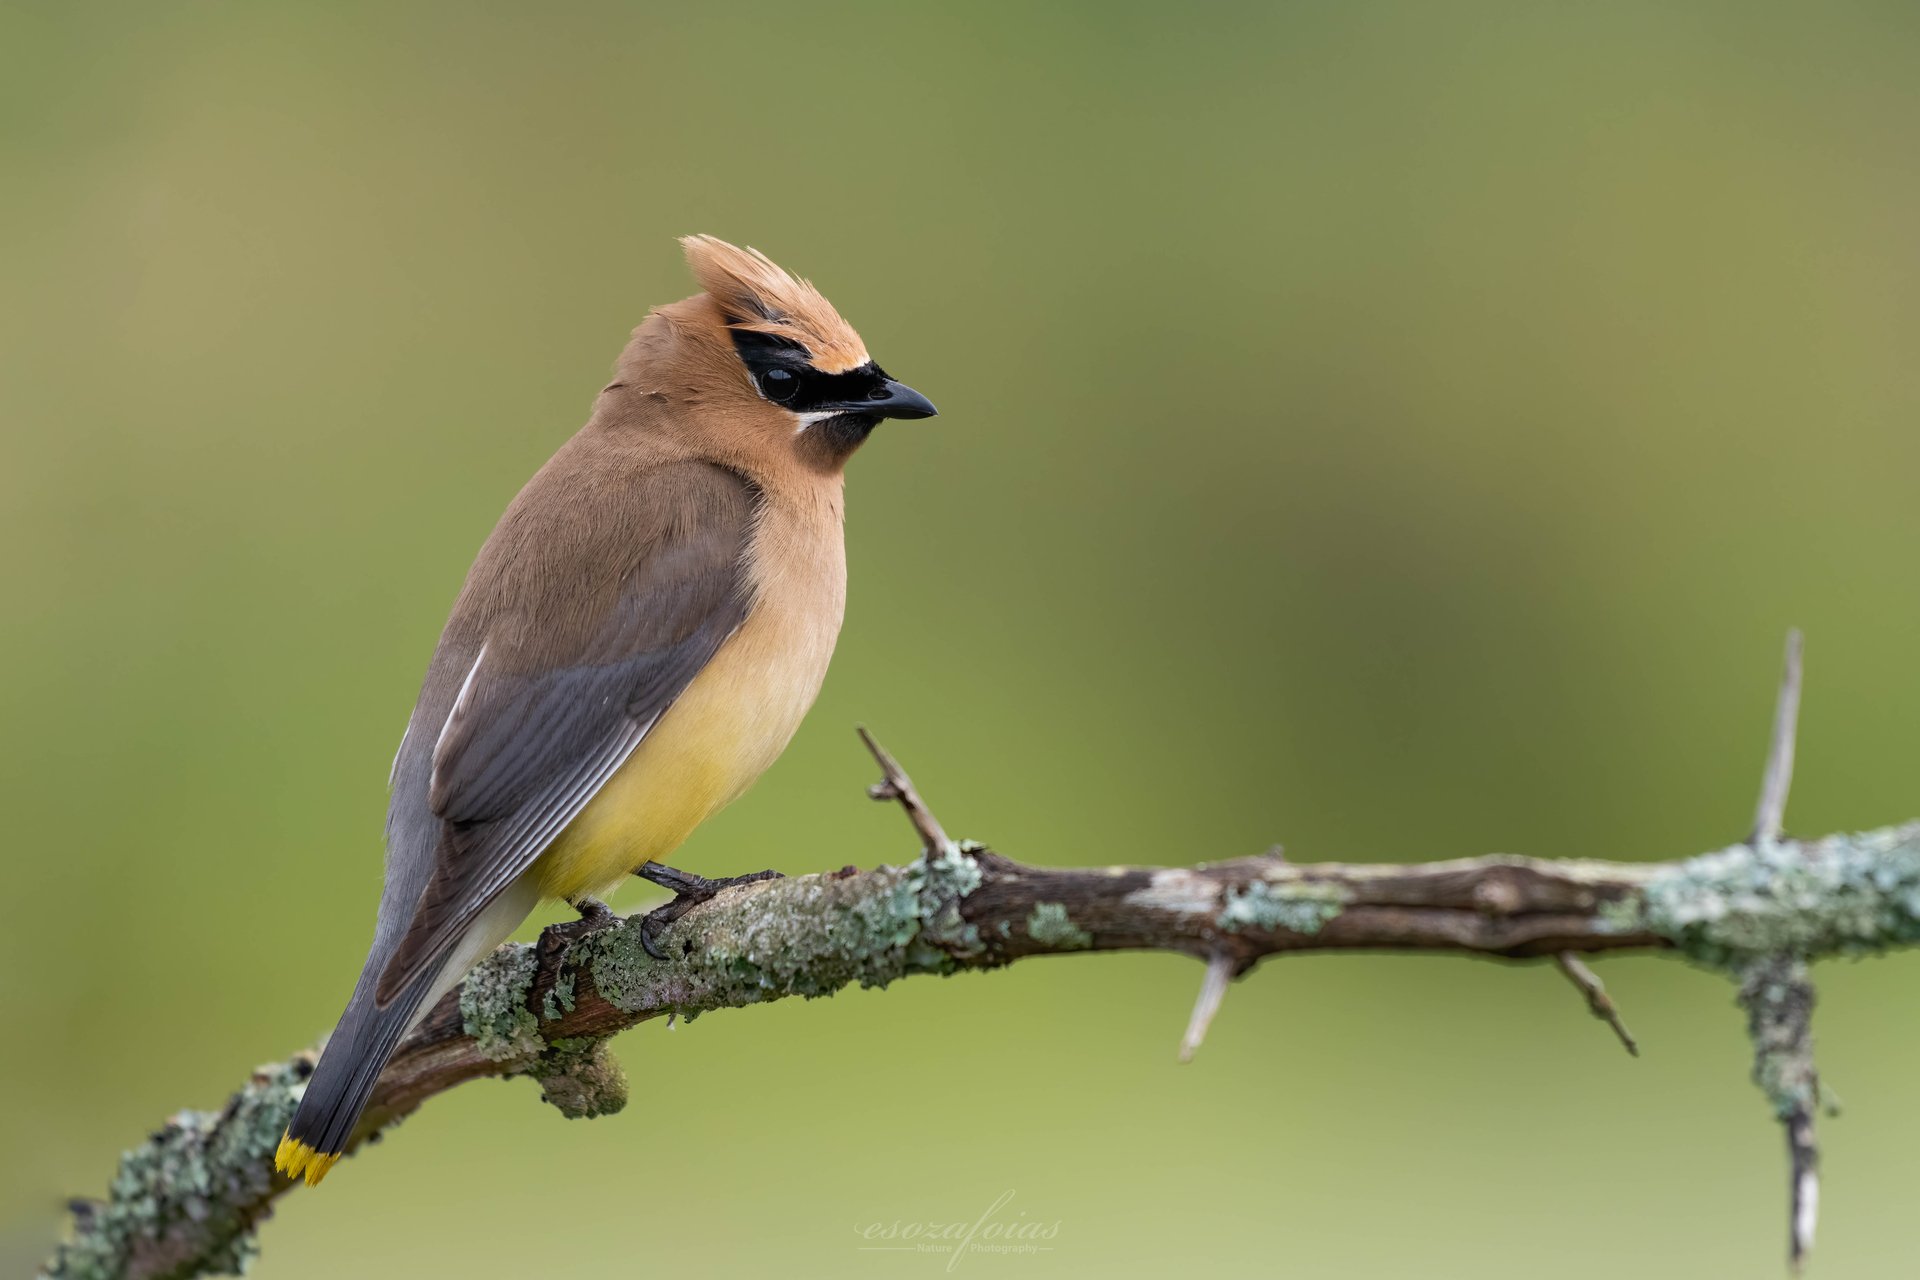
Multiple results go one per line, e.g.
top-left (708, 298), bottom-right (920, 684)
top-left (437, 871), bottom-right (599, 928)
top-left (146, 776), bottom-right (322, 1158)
top-left (531, 494), bottom-right (844, 902)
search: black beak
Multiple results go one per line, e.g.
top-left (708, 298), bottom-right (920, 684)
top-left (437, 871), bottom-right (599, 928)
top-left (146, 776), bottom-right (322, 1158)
top-left (860, 379), bottom-right (938, 421)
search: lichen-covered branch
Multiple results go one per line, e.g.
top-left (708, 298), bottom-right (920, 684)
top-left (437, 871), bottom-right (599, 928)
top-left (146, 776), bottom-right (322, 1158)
top-left (43, 818), bottom-right (1920, 1280)
top-left (1739, 955), bottom-right (1821, 1270)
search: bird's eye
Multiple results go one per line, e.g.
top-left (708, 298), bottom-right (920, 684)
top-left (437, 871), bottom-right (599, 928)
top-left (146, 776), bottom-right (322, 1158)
top-left (760, 368), bottom-right (799, 402)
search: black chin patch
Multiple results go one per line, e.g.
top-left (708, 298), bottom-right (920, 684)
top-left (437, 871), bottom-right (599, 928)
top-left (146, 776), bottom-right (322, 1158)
top-left (817, 413), bottom-right (880, 453)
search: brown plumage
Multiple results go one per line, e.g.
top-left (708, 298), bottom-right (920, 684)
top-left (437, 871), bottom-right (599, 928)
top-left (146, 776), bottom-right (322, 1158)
top-left (681, 234), bottom-right (872, 373)
top-left (278, 235), bottom-right (935, 1185)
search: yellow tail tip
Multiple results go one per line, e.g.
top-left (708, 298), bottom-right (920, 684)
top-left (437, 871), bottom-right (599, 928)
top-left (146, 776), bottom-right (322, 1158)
top-left (274, 1132), bottom-right (342, 1187)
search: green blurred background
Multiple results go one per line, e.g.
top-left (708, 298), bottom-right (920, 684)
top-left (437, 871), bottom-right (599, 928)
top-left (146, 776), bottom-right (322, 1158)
top-left (4, 2), bottom-right (1917, 1275)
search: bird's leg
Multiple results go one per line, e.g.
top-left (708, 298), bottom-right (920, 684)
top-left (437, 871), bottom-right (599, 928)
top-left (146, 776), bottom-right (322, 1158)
top-left (632, 861), bottom-right (784, 960)
top-left (539, 895), bottom-right (620, 957)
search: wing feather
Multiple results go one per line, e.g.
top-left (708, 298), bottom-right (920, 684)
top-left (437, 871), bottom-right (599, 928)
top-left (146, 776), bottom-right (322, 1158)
top-left (374, 459), bottom-right (756, 1004)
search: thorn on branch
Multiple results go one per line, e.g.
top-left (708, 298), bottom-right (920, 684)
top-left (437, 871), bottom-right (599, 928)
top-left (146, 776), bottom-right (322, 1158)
top-left (1553, 953), bottom-right (1640, 1057)
top-left (1178, 951), bottom-right (1236, 1063)
top-left (857, 726), bottom-right (951, 856)
top-left (1752, 629), bottom-right (1804, 847)
top-left (1739, 954), bottom-right (1820, 1272)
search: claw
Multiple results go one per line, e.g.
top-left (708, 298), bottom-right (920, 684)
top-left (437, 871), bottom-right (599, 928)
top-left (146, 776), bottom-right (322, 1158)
top-left (632, 862), bottom-right (784, 960)
top-left (540, 896), bottom-right (619, 958)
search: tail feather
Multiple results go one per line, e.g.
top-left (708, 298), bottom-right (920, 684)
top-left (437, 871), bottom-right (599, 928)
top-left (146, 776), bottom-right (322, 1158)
top-left (278, 875), bottom-right (541, 1185)
top-left (274, 1135), bottom-right (341, 1187)
top-left (277, 978), bottom-right (434, 1185)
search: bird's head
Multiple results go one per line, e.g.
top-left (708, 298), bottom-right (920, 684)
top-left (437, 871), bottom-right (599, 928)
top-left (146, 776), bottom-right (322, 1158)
top-left (605, 236), bottom-right (935, 473)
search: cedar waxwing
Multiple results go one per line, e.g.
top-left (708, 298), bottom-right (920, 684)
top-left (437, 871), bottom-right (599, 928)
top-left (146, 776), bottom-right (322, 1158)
top-left (276, 236), bottom-right (936, 1185)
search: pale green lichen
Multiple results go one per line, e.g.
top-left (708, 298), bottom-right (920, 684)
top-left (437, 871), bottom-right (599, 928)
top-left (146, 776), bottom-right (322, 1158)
top-left (582, 845), bottom-right (989, 1019)
top-left (1738, 955), bottom-right (1817, 1120)
top-left (41, 1057), bottom-right (309, 1280)
top-left (1606, 825), bottom-right (1920, 968)
top-left (459, 943), bottom-right (543, 1062)
top-left (1218, 880), bottom-right (1349, 936)
top-left (913, 843), bottom-right (986, 959)
top-left (1026, 902), bottom-right (1092, 950)
top-left (541, 971), bottom-right (576, 1022)
top-left (531, 1037), bottom-right (628, 1120)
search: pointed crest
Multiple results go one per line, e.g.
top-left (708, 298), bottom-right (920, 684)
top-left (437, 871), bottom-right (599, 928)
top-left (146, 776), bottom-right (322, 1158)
top-left (681, 234), bottom-right (871, 374)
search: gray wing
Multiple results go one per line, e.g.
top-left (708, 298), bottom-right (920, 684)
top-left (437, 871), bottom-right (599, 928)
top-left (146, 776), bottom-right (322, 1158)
top-left (374, 458), bottom-right (756, 1005)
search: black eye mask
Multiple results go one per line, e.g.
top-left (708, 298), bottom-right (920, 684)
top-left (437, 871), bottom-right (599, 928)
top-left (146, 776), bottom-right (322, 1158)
top-left (729, 328), bottom-right (892, 414)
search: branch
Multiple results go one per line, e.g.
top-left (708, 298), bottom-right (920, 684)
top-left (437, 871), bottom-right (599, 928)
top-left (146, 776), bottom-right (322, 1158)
top-left (43, 727), bottom-right (1920, 1278)
top-left (1553, 952), bottom-right (1640, 1057)
top-left (45, 816), bottom-right (1920, 1279)
top-left (1739, 955), bottom-right (1820, 1272)
top-left (856, 724), bottom-right (950, 854)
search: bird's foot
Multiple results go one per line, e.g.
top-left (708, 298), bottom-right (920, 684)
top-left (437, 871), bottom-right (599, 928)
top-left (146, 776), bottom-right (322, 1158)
top-left (540, 896), bottom-right (620, 958)
top-left (632, 862), bottom-right (784, 960)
